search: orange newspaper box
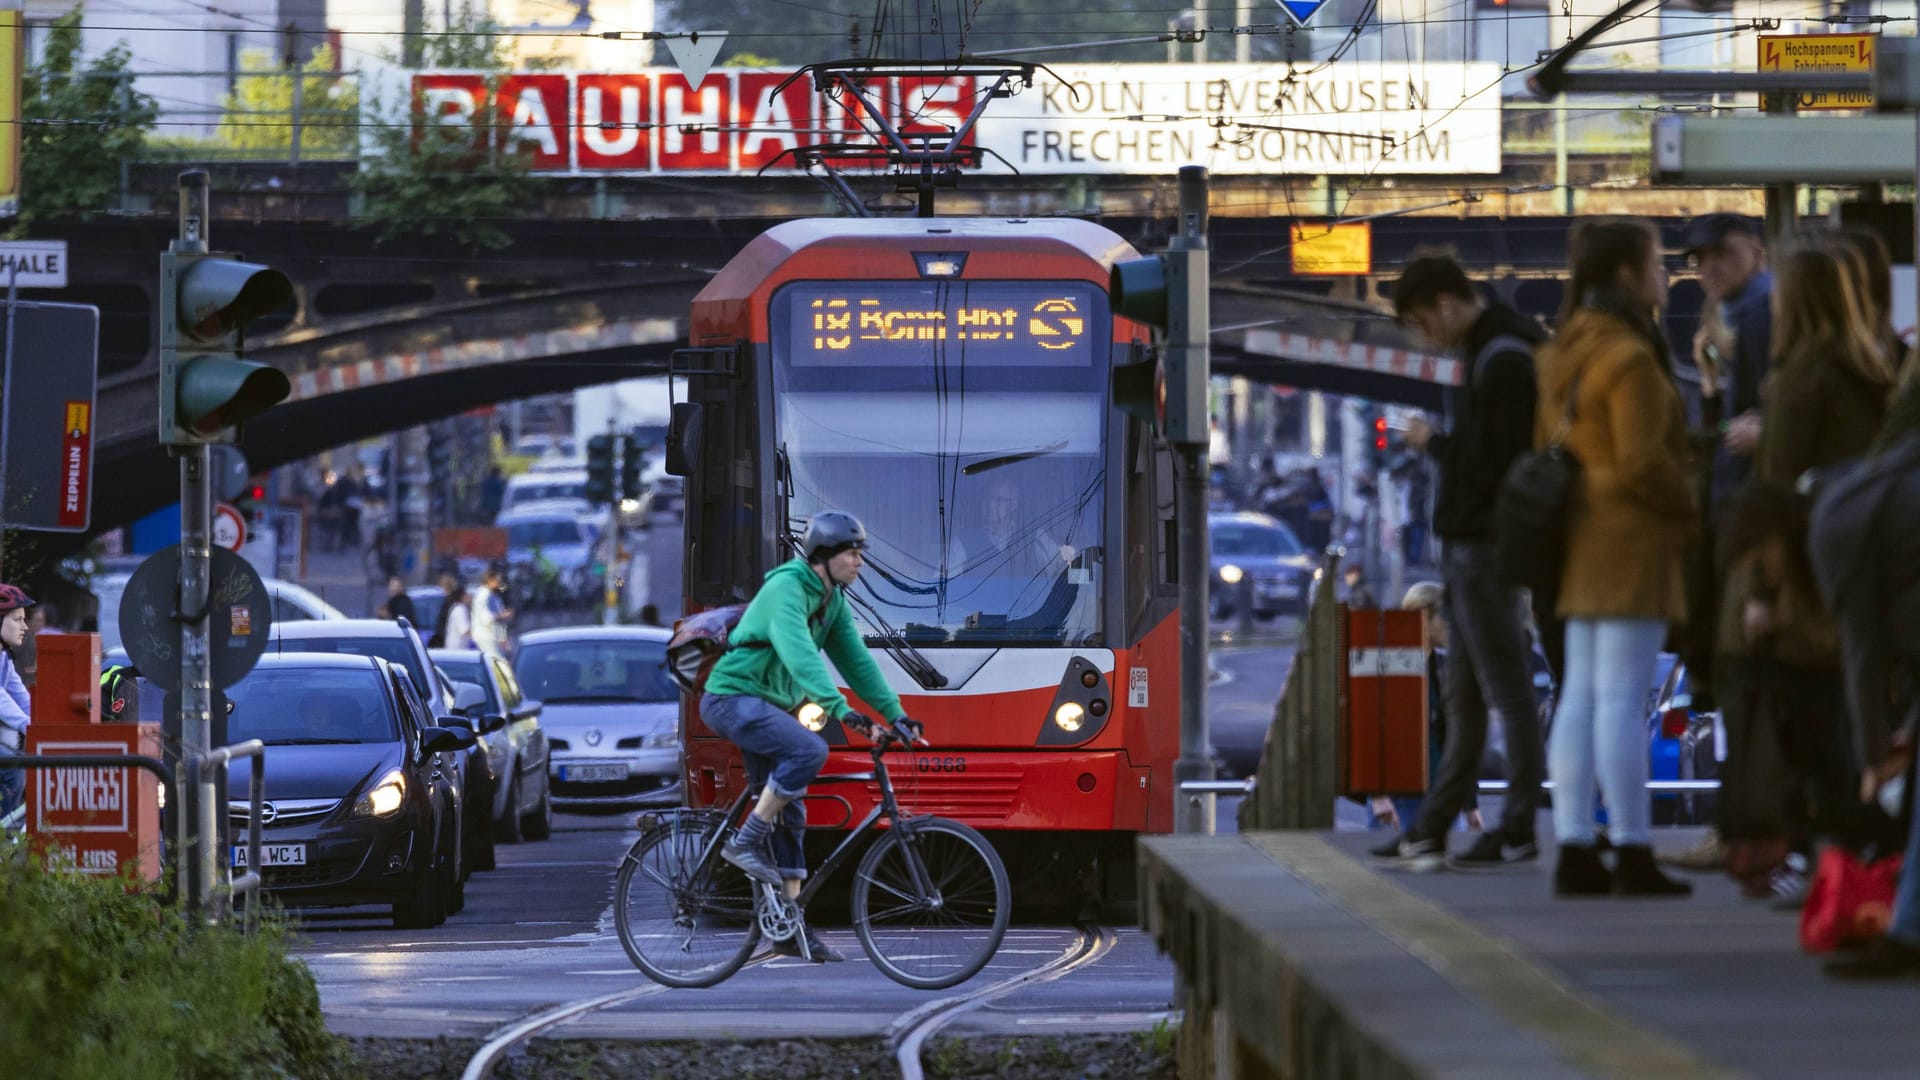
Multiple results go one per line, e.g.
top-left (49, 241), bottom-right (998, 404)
top-left (1342, 608), bottom-right (1429, 797)
top-left (30, 631), bottom-right (101, 726)
top-left (25, 722), bottom-right (166, 881)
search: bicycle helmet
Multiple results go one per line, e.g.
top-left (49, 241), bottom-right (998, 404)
top-left (0, 584), bottom-right (33, 612)
top-left (802, 511), bottom-right (868, 563)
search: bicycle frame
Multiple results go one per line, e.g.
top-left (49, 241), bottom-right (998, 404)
top-left (659, 740), bottom-right (932, 909)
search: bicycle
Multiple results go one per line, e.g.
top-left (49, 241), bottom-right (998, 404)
top-left (613, 721), bottom-right (1011, 990)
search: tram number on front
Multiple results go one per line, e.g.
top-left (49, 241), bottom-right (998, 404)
top-left (915, 755), bottom-right (968, 774)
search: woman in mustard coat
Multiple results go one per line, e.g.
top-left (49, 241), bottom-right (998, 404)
top-left (1535, 219), bottom-right (1698, 897)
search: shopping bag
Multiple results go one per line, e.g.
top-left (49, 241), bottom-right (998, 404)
top-left (1799, 848), bottom-right (1904, 954)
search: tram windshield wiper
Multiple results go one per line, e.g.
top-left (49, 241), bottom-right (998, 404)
top-left (961, 441), bottom-right (1068, 476)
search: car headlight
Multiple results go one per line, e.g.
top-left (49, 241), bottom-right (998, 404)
top-left (796, 703), bottom-right (827, 732)
top-left (353, 769), bottom-right (407, 819)
top-left (620, 498), bottom-right (641, 513)
top-left (1218, 564), bottom-right (1243, 585)
top-left (1053, 702), bottom-right (1085, 732)
top-left (645, 730), bottom-right (681, 749)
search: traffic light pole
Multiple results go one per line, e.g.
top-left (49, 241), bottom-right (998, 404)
top-left (174, 172), bottom-right (221, 922)
top-left (1169, 166), bottom-right (1215, 836)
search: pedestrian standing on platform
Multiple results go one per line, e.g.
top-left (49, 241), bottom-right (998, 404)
top-left (1666, 215), bottom-right (1773, 873)
top-left (1380, 254), bottom-right (1548, 872)
top-left (1712, 239), bottom-right (1892, 903)
top-left (471, 564), bottom-right (511, 659)
top-left (428, 572), bottom-right (458, 647)
top-left (1535, 218), bottom-right (1696, 898)
top-left (0, 585), bottom-right (36, 819)
top-left (1367, 581), bottom-right (1482, 846)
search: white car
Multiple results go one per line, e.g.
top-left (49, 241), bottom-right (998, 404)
top-left (95, 571), bottom-right (348, 652)
top-left (512, 626), bottom-right (682, 810)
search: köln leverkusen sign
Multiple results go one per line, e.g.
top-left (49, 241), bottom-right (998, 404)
top-left (411, 63), bottom-right (1503, 177)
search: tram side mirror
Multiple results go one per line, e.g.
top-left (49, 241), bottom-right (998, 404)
top-left (666, 402), bottom-right (704, 477)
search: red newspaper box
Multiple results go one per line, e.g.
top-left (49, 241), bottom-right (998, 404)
top-left (1342, 608), bottom-right (1429, 797)
top-left (25, 722), bottom-right (165, 881)
top-left (30, 631), bottom-right (100, 726)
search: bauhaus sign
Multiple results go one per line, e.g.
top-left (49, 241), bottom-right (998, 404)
top-left (411, 62), bottom-right (1502, 177)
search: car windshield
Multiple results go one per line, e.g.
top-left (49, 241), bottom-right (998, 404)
top-left (514, 639), bottom-right (677, 704)
top-left (507, 519), bottom-right (582, 548)
top-left (226, 667), bottom-right (398, 744)
top-left (1212, 521), bottom-right (1303, 558)
top-left (772, 280), bottom-right (1109, 646)
top-left (276, 635), bottom-right (431, 702)
top-left (515, 481), bottom-right (586, 504)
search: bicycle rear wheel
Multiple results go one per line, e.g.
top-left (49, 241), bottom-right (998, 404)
top-left (851, 816), bottom-right (1010, 990)
top-left (615, 815), bottom-right (760, 988)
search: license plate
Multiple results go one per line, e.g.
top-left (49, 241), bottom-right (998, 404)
top-left (1259, 583), bottom-right (1299, 599)
top-left (564, 764), bottom-right (627, 782)
top-left (233, 843), bottom-right (307, 867)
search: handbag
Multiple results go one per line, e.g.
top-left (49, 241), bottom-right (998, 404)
top-left (1800, 848), bottom-right (1904, 954)
top-left (1495, 371), bottom-right (1582, 595)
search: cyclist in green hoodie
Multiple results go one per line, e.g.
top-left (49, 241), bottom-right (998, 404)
top-left (701, 510), bottom-right (922, 962)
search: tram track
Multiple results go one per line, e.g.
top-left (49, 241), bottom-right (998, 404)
top-left (889, 923), bottom-right (1118, 1080)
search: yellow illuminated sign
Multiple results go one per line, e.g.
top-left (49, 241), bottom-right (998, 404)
top-left (805, 294), bottom-right (1089, 354)
top-left (1291, 222), bottom-right (1372, 276)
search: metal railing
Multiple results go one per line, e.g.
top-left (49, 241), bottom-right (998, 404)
top-left (202, 739), bottom-right (267, 933)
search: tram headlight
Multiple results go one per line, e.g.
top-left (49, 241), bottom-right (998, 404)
top-left (796, 703), bottom-right (827, 732)
top-left (1218, 563), bottom-right (1244, 585)
top-left (1053, 702), bottom-right (1086, 733)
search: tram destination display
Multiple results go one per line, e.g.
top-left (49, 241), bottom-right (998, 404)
top-left (781, 282), bottom-right (1101, 366)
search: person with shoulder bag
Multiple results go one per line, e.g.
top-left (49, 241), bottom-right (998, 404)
top-left (1376, 254), bottom-right (1548, 872)
top-left (1533, 219), bottom-right (1697, 898)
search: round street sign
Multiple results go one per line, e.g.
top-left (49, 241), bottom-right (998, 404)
top-left (212, 503), bottom-right (247, 551)
top-left (116, 544), bottom-right (272, 692)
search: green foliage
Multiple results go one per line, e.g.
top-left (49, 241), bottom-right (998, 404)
top-left (1135, 1015), bottom-right (1178, 1057)
top-left (0, 842), bottom-right (356, 1080)
top-left (216, 46), bottom-right (358, 160)
top-left (352, 3), bottom-right (538, 251)
top-left (20, 8), bottom-right (157, 221)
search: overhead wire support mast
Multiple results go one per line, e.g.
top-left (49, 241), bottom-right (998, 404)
top-left (764, 59), bottom-right (1041, 217)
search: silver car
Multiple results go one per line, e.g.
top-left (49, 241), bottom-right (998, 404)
top-left (511, 626), bottom-right (682, 810)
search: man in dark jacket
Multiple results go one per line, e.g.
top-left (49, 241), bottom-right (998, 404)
top-left (1377, 255), bottom-right (1547, 871)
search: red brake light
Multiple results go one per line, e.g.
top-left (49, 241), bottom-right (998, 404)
top-left (250, 485), bottom-right (265, 501)
top-left (1660, 707), bottom-right (1689, 740)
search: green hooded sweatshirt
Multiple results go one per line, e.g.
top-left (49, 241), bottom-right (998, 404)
top-left (704, 557), bottom-right (904, 723)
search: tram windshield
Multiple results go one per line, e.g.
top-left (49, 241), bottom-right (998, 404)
top-left (772, 280), bottom-right (1109, 646)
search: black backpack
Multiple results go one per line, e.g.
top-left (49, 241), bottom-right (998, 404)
top-left (1496, 369), bottom-right (1581, 596)
top-left (664, 590), bottom-right (831, 696)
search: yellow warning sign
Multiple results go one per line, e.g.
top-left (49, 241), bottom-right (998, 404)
top-left (1291, 223), bottom-right (1372, 277)
top-left (1758, 33), bottom-right (1874, 112)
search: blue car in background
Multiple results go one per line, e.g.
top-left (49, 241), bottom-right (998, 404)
top-left (1208, 511), bottom-right (1317, 620)
top-left (1648, 655), bottom-right (1720, 826)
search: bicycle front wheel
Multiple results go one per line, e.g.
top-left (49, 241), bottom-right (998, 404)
top-left (615, 817), bottom-right (761, 988)
top-left (852, 816), bottom-right (1011, 990)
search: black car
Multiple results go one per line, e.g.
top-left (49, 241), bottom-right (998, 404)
top-left (223, 654), bottom-right (475, 929)
top-left (1208, 511), bottom-right (1317, 620)
top-left (270, 618), bottom-right (499, 876)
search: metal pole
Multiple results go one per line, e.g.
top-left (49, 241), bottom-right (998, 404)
top-left (175, 171), bottom-right (220, 923)
top-left (1763, 93), bottom-right (1795, 241)
top-left (0, 262), bottom-right (20, 576)
top-left (604, 419), bottom-right (618, 626)
top-left (1553, 94), bottom-right (1570, 215)
top-left (1234, 0), bottom-right (1249, 63)
top-left (1172, 166), bottom-right (1214, 835)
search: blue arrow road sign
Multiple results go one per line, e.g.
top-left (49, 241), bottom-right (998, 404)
top-left (1276, 0), bottom-right (1326, 26)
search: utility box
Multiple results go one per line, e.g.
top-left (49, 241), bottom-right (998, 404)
top-left (1341, 608), bottom-right (1428, 797)
top-left (30, 631), bottom-right (100, 727)
top-left (25, 721), bottom-right (166, 883)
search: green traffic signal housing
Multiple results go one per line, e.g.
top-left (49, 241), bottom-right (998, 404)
top-left (585, 433), bottom-right (617, 506)
top-left (1112, 342), bottom-right (1163, 430)
top-left (1108, 248), bottom-right (1207, 444)
top-left (160, 250), bottom-right (294, 444)
top-left (1109, 256), bottom-right (1168, 327)
top-left (619, 434), bottom-right (643, 502)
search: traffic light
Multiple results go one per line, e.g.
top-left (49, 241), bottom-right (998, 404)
top-left (1109, 241), bottom-right (1208, 444)
top-left (159, 250), bottom-right (293, 444)
top-left (585, 433), bottom-right (616, 506)
top-left (1111, 342), bottom-right (1164, 430)
top-left (619, 433), bottom-right (643, 501)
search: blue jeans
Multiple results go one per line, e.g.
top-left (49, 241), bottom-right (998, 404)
top-left (1549, 617), bottom-right (1666, 847)
top-left (700, 693), bottom-right (828, 880)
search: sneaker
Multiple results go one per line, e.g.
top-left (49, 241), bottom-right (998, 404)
top-left (1381, 836), bottom-right (1445, 873)
top-left (1447, 832), bottom-right (1540, 871)
top-left (770, 926), bottom-right (845, 963)
top-left (721, 837), bottom-right (783, 886)
top-left (1658, 829), bottom-right (1727, 871)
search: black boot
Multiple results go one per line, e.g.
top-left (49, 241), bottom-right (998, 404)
top-left (1554, 843), bottom-right (1613, 897)
top-left (1612, 844), bottom-right (1693, 897)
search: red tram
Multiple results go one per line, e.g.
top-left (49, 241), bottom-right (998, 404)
top-left (671, 217), bottom-right (1181, 905)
